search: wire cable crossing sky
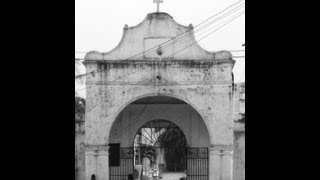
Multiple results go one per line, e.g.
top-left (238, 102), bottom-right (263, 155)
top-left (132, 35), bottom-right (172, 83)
top-left (75, 0), bottom-right (245, 98)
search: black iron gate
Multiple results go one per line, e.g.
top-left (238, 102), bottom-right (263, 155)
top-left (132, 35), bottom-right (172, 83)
top-left (109, 147), bottom-right (208, 180)
top-left (186, 148), bottom-right (209, 180)
top-left (109, 147), bottom-right (134, 180)
top-left (135, 146), bottom-right (187, 174)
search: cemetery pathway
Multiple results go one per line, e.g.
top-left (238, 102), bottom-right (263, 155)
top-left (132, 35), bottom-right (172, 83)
top-left (159, 172), bottom-right (186, 180)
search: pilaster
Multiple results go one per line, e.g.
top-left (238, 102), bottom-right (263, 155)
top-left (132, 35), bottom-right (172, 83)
top-left (85, 145), bottom-right (109, 180)
top-left (209, 145), bottom-right (233, 180)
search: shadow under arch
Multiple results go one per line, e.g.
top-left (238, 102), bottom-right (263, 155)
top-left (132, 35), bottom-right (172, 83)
top-left (107, 93), bottom-right (213, 146)
top-left (132, 119), bottom-right (188, 148)
top-left (132, 119), bottom-right (189, 173)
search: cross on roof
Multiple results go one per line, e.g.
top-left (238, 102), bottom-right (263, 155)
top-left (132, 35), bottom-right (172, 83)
top-left (153, 0), bottom-right (163, 12)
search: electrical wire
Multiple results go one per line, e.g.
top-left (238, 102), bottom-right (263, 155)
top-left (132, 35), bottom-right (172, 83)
top-left (165, 11), bottom-right (245, 58)
top-left (161, 7), bottom-right (244, 57)
top-left (75, 1), bottom-right (245, 79)
top-left (143, 2), bottom-right (245, 57)
top-left (75, 10), bottom-right (245, 89)
top-left (109, 97), bottom-right (152, 138)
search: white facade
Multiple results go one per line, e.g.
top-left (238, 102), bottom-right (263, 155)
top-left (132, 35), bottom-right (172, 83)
top-left (83, 12), bottom-right (236, 180)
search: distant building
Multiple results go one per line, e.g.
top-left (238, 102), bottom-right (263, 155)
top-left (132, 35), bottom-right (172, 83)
top-left (233, 82), bottom-right (245, 122)
top-left (233, 82), bottom-right (245, 180)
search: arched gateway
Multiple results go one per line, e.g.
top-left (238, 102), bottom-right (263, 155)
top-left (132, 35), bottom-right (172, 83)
top-left (83, 12), bottom-right (234, 180)
top-left (108, 96), bottom-right (210, 180)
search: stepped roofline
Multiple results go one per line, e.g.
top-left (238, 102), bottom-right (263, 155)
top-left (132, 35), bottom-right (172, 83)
top-left (85, 12), bottom-right (233, 61)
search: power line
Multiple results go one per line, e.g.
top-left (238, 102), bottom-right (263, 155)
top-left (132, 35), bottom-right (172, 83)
top-left (145, 0), bottom-right (244, 57)
top-left (162, 7), bottom-right (244, 57)
top-left (75, 8), bottom-right (244, 81)
top-left (110, 0), bottom-right (244, 61)
top-left (75, 12), bottom-right (244, 81)
top-left (76, 20), bottom-right (244, 82)
top-left (109, 97), bottom-right (152, 138)
top-left (75, 1), bottom-right (245, 79)
top-left (75, 49), bottom-right (244, 56)
top-left (75, 66), bottom-right (150, 92)
top-left (75, 1), bottom-right (244, 60)
top-left (143, 2), bottom-right (245, 57)
top-left (165, 11), bottom-right (245, 58)
top-left (190, 0), bottom-right (244, 30)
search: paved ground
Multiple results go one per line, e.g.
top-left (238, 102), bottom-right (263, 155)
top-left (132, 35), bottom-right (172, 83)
top-left (159, 172), bottom-right (186, 180)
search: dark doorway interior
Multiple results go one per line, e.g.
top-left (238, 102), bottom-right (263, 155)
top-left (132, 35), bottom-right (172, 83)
top-left (133, 120), bottom-right (187, 178)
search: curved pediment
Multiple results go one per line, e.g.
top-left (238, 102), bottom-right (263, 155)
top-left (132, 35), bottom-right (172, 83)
top-left (85, 12), bottom-right (232, 61)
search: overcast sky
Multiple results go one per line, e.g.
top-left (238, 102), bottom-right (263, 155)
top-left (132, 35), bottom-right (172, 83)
top-left (75, 0), bottom-right (245, 98)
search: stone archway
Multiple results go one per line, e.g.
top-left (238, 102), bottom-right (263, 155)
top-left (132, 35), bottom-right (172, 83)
top-left (107, 95), bottom-right (211, 180)
top-left (83, 11), bottom-right (235, 180)
top-left (106, 94), bottom-right (213, 146)
top-left (107, 94), bottom-right (212, 146)
top-left (85, 89), bottom-right (234, 180)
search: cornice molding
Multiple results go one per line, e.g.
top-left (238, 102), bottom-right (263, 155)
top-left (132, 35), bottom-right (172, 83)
top-left (83, 59), bottom-right (235, 67)
top-left (85, 144), bottom-right (109, 152)
top-left (209, 144), bottom-right (233, 151)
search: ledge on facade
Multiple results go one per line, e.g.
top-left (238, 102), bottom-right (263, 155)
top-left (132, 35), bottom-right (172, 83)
top-left (85, 144), bottom-right (109, 151)
top-left (83, 57), bottom-right (235, 68)
top-left (209, 144), bottom-right (233, 151)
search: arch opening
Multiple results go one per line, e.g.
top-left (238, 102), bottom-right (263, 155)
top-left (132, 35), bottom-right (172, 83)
top-left (108, 95), bottom-right (211, 147)
top-left (108, 95), bottom-right (211, 180)
top-left (133, 119), bottom-right (187, 176)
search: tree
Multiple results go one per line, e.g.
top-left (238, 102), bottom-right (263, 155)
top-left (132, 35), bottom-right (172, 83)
top-left (157, 128), bottom-right (187, 171)
top-left (75, 93), bottom-right (85, 120)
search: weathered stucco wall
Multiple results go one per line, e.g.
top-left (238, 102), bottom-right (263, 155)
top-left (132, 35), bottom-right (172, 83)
top-left (233, 121), bottom-right (245, 180)
top-left (84, 59), bottom-right (234, 146)
top-left (83, 59), bottom-right (234, 180)
top-left (83, 12), bottom-right (235, 180)
top-left (109, 104), bottom-right (210, 147)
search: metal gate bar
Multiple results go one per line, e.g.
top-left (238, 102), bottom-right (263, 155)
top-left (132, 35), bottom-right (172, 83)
top-left (110, 148), bottom-right (134, 180)
top-left (186, 148), bottom-right (208, 180)
top-left (110, 147), bottom-right (208, 180)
